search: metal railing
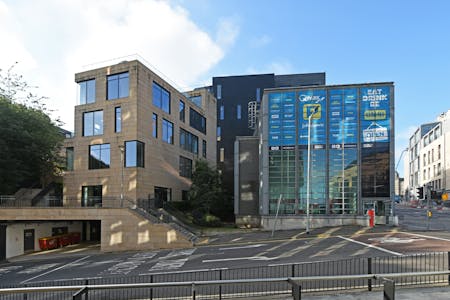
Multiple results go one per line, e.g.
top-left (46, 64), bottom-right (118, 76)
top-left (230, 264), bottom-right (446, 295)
top-left (1, 252), bottom-right (449, 299)
top-left (1, 271), bottom-right (450, 300)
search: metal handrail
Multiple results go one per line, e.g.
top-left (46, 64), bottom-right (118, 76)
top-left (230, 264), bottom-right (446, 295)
top-left (2, 270), bottom-right (450, 295)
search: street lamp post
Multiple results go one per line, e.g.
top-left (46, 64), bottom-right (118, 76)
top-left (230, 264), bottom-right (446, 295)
top-left (306, 105), bottom-right (319, 234)
top-left (392, 147), bottom-right (408, 220)
top-left (119, 144), bottom-right (125, 208)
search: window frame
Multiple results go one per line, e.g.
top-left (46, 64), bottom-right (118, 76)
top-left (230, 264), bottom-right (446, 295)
top-left (162, 119), bottom-right (174, 144)
top-left (125, 140), bottom-right (145, 168)
top-left (115, 106), bottom-right (121, 133)
top-left (152, 82), bottom-right (171, 114)
top-left (107, 72), bottom-right (129, 100)
top-left (89, 144), bottom-right (110, 169)
top-left (152, 113), bottom-right (158, 138)
top-left (83, 110), bottom-right (103, 137)
top-left (79, 79), bottom-right (95, 104)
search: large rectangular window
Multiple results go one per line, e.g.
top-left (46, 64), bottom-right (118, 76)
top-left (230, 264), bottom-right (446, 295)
top-left (189, 108), bottom-right (206, 134)
top-left (236, 104), bottom-right (242, 120)
top-left (180, 128), bottom-right (198, 154)
top-left (125, 141), bottom-right (144, 167)
top-left (189, 95), bottom-right (202, 107)
top-left (107, 72), bottom-right (129, 100)
top-left (217, 126), bottom-right (221, 141)
top-left (179, 156), bottom-right (193, 178)
top-left (152, 82), bottom-right (171, 113)
top-left (115, 107), bottom-right (121, 133)
top-left (79, 79), bottom-right (95, 104)
top-left (217, 84), bottom-right (222, 99)
top-left (179, 100), bottom-right (185, 122)
top-left (66, 147), bottom-right (74, 171)
top-left (89, 144), bottom-right (110, 169)
top-left (219, 105), bottom-right (224, 120)
top-left (162, 119), bottom-right (174, 144)
top-left (83, 110), bottom-right (103, 136)
top-left (152, 113), bottom-right (158, 138)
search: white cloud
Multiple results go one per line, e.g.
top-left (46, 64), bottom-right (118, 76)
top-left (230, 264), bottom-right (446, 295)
top-left (250, 34), bottom-right (271, 48)
top-left (0, 0), bottom-right (238, 130)
top-left (215, 16), bottom-right (240, 49)
top-left (246, 60), bottom-right (294, 75)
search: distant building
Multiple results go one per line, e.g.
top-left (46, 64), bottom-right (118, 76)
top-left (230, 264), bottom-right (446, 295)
top-left (404, 110), bottom-right (450, 200)
top-left (212, 73), bottom-right (326, 206)
top-left (236, 83), bottom-right (395, 229)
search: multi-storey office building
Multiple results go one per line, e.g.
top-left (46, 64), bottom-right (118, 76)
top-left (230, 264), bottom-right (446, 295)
top-left (212, 73), bottom-right (325, 207)
top-left (236, 82), bottom-right (395, 229)
top-left (0, 60), bottom-right (216, 259)
top-left (65, 60), bottom-right (216, 205)
top-left (405, 110), bottom-right (450, 200)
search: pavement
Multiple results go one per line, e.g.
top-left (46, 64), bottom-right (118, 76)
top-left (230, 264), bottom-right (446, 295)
top-left (6, 224), bottom-right (450, 299)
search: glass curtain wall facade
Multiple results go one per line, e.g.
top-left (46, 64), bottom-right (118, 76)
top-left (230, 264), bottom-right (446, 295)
top-left (265, 83), bottom-right (393, 216)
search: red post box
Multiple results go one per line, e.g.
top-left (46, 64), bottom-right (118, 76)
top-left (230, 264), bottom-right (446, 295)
top-left (367, 209), bottom-right (375, 227)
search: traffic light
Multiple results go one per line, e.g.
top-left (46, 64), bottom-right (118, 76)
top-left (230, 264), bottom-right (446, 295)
top-left (416, 187), bottom-right (424, 199)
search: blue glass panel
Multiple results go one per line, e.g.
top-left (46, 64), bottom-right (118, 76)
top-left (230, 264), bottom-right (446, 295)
top-left (125, 141), bottom-right (137, 167)
top-left (86, 80), bottom-right (95, 103)
top-left (93, 111), bottom-right (103, 135)
top-left (107, 75), bottom-right (118, 100)
top-left (118, 73), bottom-right (129, 98)
top-left (83, 112), bottom-right (93, 136)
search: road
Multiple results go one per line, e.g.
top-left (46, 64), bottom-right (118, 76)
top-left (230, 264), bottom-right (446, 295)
top-left (2, 205), bottom-right (450, 289)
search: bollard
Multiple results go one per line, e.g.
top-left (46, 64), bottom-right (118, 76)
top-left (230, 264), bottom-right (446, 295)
top-left (288, 279), bottom-right (302, 300)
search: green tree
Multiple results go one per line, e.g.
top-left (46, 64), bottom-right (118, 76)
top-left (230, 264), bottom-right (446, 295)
top-left (188, 159), bottom-right (234, 223)
top-left (0, 65), bottom-right (64, 194)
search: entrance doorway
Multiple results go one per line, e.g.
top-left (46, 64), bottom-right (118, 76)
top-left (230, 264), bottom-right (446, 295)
top-left (82, 185), bottom-right (102, 207)
top-left (89, 221), bottom-right (101, 241)
top-left (24, 229), bottom-right (35, 252)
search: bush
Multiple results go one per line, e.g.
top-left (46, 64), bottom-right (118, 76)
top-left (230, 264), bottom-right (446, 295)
top-left (192, 209), bottom-right (221, 227)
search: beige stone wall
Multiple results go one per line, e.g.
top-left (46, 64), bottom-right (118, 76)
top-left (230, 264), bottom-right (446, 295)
top-left (64, 60), bottom-right (217, 204)
top-left (1, 207), bottom-right (192, 251)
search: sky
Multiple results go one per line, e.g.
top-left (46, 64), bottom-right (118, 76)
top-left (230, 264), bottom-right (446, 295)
top-left (1, 0), bottom-right (450, 176)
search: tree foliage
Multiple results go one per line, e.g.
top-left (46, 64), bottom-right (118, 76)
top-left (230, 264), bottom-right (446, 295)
top-left (188, 160), bottom-right (233, 224)
top-left (0, 65), bottom-right (64, 194)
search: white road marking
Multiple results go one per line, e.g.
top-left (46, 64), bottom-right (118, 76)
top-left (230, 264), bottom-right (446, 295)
top-left (140, 267), bottom-right (228, 276)
top-left (20, 256), bottom-right (90, 284)
top-left (203, 256), bottom-right (275, 263)
top-left (19, 263), bottom-right (59, 275)
top-left (367, 237), bottom-right (425, 244)
top-left (400, 232), bottom-right (450, 242)
top-left (231, 237), bottom-right (243, 242)
top-left (0, 266), bottom-right (23, 275)
top-left (337, 236), bottom-right (402, 256)
top-left (101, 252), bottom-right (158, 275)
top-left (160, 248), bottom-right (196, 259)
top-left (219, 244), bottom-right (266, 251)
top-left (149, 258), bottom-right (188, 271)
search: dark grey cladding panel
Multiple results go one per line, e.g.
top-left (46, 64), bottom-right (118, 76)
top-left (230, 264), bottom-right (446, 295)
top-left (274, 73), bottom-right (326, 87)
top-left (237, 138), bottom-right (259, 215)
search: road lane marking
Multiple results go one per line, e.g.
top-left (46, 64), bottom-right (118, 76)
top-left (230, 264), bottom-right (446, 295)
top-left (219, 244), bottom-right (266, 251)
top-left (149, 258), bottom-right (188, 271)
top-left (101, 252), bottom-right (158, 275)
top-left (367, 237), bottom-right (425, 244)
top-left (20, 256), bottom-right (90, 284)
top-left (203, 256), bottom-right (276, 263)
top-left (337, 236), bottom-right (402, 256)
top-left (140, 267), bottom-right (228, 276)
top-left (400, 232), bottom-right (450, 242)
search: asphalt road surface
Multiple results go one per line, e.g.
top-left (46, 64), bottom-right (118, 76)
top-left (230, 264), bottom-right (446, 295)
top-left (2, 224), bottom-right (450, 287)
top-left (397, 203), bottom-right (450, 231)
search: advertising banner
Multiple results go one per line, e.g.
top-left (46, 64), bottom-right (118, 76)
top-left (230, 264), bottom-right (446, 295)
top-left (268, 92), bottom-right (296, 146)
top-left (360, 86), bottom-right (391, 144)
top-left (329, 88), bottom-right (358, 146)
top-left (298, 89), bottom-right (326, 145)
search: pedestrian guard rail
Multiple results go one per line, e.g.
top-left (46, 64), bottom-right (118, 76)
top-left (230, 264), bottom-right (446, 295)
top-left (1, 252), bottom-right (450, 299)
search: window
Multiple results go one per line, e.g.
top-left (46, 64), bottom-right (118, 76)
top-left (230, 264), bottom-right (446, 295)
top-left (66, 147), bottom-right (74, 171)
top-left (423, 170), bottom-right (426, 181)
top-left (189, 95), bottom-right (202, 107)
top-left (438, 163), bottom-right (441, 175)
top-left (79, 79), bottom-right (95, 104)
top-left (162, 119), bottom-right (174, 144)
top-left (256, 88), bottom-right (261, 103)
top-left (438, 144), bottom-right (441, 159)
top-left (217, 126), bottom-right (221, 141)
top-left (237, 104), bottom-right (242, 120)
top-left (125, 141), bottom-right (144, 167)
top-left (216, 84), bottom-right (222, 99)
top-left (107, 72), bottom-right (129, 100)
top-left (219, 105), bottom-right (224, 120)
top-left (89, 144), bottom-right (110, 169)
top-left (179, 156), bottom-right (193, 178)
top-left (115, 107), bottom-right (121, 133)
top-left (179, 100), bottom-right (185, 122)
top-left (220, 148), bottom-right (224, 162)
top-left (152, 113), bottom-right (158, 138)
top-left (189, 108), bottom-right (206, 134)
top-left (423, 154), bottom-right (426, 166)
top-left (152, 82), bottom-right (171, 113)
top-left (180, 128), bottom-right (198, 154)
top-left (202, 140), bottom-right (206, 158)
top-left (432, 149), bottom-right (434, 162)
top-left (83, 110), bottom-right (103, 136)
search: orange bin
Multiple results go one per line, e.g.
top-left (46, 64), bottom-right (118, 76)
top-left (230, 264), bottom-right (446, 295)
top-left (39, 237), bottom-right (58, 250)
top-left (57, 234), bottom-right (71, 247)
top-left (69, 232), bottom-right (81, 244)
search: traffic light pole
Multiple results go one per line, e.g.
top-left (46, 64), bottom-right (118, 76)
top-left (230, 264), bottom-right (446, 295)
top-left (426, 185), bottom-right (431, 231)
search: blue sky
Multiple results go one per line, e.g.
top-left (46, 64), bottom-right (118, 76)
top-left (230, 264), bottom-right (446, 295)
top-left (1, 0), bottom-right (449, 175)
